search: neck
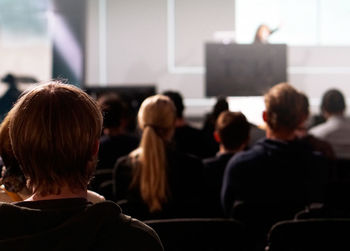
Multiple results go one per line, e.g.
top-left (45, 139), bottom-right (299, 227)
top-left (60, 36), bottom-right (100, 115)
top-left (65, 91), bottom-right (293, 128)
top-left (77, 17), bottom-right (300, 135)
top-left (265, 127), bottom-right (296, 141)
top-left (219, 144), bottom-right (245, 154)
top-left (324, 112), bottom-right (344, 119)
top-left (26, 185), bottom-right (87, 201)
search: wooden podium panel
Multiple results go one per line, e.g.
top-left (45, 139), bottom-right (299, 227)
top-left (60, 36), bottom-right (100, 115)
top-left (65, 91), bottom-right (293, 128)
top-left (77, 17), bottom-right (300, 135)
top-left (205, 43), bottom-right (287, 97)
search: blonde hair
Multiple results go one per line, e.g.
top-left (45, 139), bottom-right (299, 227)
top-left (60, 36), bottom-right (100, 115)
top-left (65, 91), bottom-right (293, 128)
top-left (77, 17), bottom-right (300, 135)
top-left (9, 81), bottom-right (102, 196)
top-left (130, 94), bottom-right (176, 212)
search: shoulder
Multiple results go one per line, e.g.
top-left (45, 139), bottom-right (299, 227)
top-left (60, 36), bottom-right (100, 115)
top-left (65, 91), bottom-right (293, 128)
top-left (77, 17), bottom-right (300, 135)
top-left (87, 190), bottom-right (105, 204)
top-left (168, 148), bottom-right (203, 167)
top-left (225, 142), bottom-right (266, 172)
top-left (203, 155), bottom-right (219, 166)
top-left (120, 214), bottom-right (164, 248)
top-left (114, 154), bottom-right (134, 170)
top-left (309, 119), bottom-right (336, 137)
top-left (87, 201), bottom-right (164, 250)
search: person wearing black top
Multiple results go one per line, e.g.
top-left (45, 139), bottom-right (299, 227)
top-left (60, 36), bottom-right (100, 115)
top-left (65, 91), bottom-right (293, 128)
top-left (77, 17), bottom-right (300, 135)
top-left (221, 83), bottom-right (330, 250)
top-left (203, 111), bottom-right (250, 217)
top-left (113, 94), bottom-right (205, 220)
top-left (163, 90), bottom-right (217, 158)
top-left (0, 82), bottom-right (163, 251)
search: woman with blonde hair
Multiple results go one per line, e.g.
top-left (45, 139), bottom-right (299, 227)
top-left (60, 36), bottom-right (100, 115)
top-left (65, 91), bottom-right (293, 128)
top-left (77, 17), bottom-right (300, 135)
top-left (113, 94), bottom-right (204, 219)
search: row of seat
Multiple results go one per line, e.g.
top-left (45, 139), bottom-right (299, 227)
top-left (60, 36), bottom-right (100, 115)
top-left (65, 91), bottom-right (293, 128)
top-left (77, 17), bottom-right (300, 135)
top-left (144, 217), bottom-right (350, 251)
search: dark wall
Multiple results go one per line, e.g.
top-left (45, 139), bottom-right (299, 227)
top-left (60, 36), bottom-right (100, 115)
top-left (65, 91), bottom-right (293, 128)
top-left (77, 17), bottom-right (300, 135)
top-left (205, 43), bottom-right (287, 97)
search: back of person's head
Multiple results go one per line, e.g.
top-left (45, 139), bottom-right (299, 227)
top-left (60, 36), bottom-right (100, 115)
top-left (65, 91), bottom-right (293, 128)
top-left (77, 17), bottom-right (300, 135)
top-left (0, 110), bottom-right (26, 193)
top-left (131, 94), bottom-right (176, 212)
top-left (162, 90), bottom-right (184, 118)
top-left (321, 89), bottom-right (346, 115)
top-left (212, 96), bottom-right (229, 118)
top-left (9, 81), bottom-right (103, 196)
top-left (215, 111), bottom-right (250, 151)
top-left (98, 92), bottom-right (127, 130)
top-left (264, 82), bottom-right (305, 133)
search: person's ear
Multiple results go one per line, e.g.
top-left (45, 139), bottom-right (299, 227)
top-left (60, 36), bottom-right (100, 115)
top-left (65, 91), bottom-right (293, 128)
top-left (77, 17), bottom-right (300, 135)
top-left (262, 110), bottom-right (268, 122)
top-left (213, 131), bottom-right (221, 143)
top-left (91, 139), bottom-right (100, 157)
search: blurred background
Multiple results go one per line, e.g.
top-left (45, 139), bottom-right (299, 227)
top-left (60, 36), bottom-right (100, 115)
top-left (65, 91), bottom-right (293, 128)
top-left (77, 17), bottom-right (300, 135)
top-left (1, 0), bottom-right (350, 125)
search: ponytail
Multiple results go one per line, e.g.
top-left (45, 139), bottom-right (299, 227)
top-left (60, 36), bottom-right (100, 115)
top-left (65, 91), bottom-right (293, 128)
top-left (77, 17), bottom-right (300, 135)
top-left (131, 125), bottom-right (169, 212)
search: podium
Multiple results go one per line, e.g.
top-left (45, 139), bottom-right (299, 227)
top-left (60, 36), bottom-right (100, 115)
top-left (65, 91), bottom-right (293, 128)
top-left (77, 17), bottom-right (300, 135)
top-left (205, 43), bottom-right (287, 97)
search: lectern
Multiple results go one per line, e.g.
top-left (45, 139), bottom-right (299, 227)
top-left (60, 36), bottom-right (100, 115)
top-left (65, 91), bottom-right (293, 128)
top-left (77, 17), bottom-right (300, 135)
top-left (205, 43), bottom-right (287, 97)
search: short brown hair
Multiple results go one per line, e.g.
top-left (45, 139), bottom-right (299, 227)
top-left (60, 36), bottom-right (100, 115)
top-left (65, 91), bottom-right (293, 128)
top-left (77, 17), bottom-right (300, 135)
top-left (215, 111), bottom-right (250, 151)
top-left (9, 81), bottom-right (102, 196)
top-left (264, 83), bottom-right (305, 133)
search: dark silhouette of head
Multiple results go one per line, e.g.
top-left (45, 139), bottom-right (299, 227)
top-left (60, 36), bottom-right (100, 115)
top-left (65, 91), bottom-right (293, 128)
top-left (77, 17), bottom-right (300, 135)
top-left (97, 93), bottom-right (127, 130)
top-left (2, 73), bottom-right (16, 87)
top-left (162, 90), bottom-right (184, 119)
top-left (212, 96), bottom-right (229, 118)
top-left (215, 111), bottom-right (250, 151)
top-left (321, 89), bottom-right (346, 116)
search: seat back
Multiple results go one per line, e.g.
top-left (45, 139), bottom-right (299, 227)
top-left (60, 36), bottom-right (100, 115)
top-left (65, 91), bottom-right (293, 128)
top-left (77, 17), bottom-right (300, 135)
top-left (266, 218), bottom-right (350, 251)
top-left (232, 201), bottom-right (305, 250)
top-left (143, 218), bottom-right (249, 251)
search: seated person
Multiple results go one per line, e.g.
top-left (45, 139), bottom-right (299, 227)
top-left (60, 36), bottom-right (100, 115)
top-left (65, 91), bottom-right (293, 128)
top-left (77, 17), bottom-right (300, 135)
top-left (221, 83), bottom-right (330, 250)
top-left (90, 93), bottom-right (139, 199)
top-left (163, 90), bottom-right (217, 158)
top-left (295, 92), bottom-right (336, 161)
top-left (309, 88), bottom-right (350, 160)
top-left (97, 92), bottom-right (139, 171)
top-left (0, 81), bottom-right (163, 250)
top-left (202, 96), bottom-right (229, 154)
top-left (203, 111), bottom-right (250, 217)
top-left (0, 109), bottom-right (105, 204)
top-left (113, 94), bottom-right (205, 220)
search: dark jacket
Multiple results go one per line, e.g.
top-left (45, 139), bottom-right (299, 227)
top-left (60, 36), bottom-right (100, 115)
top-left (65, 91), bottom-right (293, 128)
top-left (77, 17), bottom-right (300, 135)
top-left (0, 198), bottom-right (163, 251)
top-left (203, 152), bottom-right (234, 217)
top-left (113, 146), bottom-right (205, 220)
top-left (221, 138), bottom-right (330, 215)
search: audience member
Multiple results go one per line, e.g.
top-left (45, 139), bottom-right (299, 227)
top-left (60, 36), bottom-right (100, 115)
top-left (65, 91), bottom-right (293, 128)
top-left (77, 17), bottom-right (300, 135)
top-left (163, 90), bottom-right (217, 158)
top-left (0, 82), bottom-right (163, 250)
top-left (90, 93), bottom-right (139, 199)
top-left (0, 109), bottom-right (105, 204)
top-left (296, 92), bottom-right (336, 161)
top-left (203, 111), bottom-right (250, 217)
top-left (221, 83), bottom-right (330, 250)
top-left (113, 94), bottom-right (205, 220)
top-left (202, 96), bottom-right (229, 154)
top-left (309, 88), bottom-right (350, 160)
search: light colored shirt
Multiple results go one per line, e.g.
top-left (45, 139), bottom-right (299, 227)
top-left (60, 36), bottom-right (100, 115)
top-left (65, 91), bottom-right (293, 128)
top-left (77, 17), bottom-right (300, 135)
top-left (309, 115), bottom-right (350, 159)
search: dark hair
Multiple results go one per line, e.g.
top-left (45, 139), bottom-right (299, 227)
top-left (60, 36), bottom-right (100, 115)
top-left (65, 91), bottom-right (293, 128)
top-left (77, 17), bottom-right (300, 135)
top-left (98, 93), bottom-right (127, 129)
top-left (9, 81), bottom-right (103, 196)
top-left (321, 89), bottom-right (346, 114)
top-left (216, 111), bottom-right (250, 151)
top-left (162, 90), bottom-right (184, 118)
top-left (212, 96), bottom-right (229, 118)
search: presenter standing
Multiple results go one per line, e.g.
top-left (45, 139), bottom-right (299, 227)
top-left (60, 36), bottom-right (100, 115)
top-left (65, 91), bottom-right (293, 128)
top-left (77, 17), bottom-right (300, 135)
top-left (254, 24), bottom-right (279, 44)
